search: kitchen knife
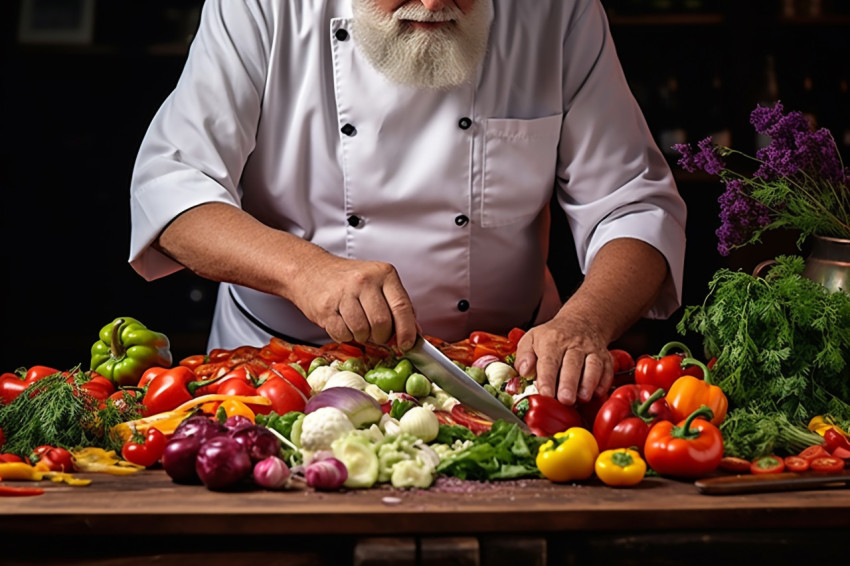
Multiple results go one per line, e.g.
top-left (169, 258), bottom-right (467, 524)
top-left (405, 335), bottom-right (531, 433)
top-left (695, 470), bottom-right (850, 495)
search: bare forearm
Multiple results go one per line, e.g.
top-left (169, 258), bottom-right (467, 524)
top-left (154, 202), bottom-right (329, 299)
top-left (154, 202), bottom-right (418, 348)
top-left (556, 237), bottom-right (668, 344)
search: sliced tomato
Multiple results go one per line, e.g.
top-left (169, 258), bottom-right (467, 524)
top-left (783, 455), bottom-right (810, 472)
top-left (179, 354), bottom-right (207, 370)
top-left (268, 363), bottom-right (312, 398)
top-left (208, 348), bottom-right (233, 363)
top-left (798, 444), bottom-right (831, 462)
top-left (830, 446), bottom-right (850, 460)
top-left (719, 456), bottom-right (752, 473)
top-left (810, 456), bottom-right (846, 472)
top-left (750, 455), bottom-right (785, 475)
top-left (291, 344), bottom-right (324, 368)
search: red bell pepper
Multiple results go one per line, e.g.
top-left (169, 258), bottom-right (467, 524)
top-left (30, 445), bottom-right (74, 472)
top-left (0, 365), bottom-right (61, 405)
top-left (141, 366), bottom-right (218, 416)
top-left (512, 394), bottom-right (582, 437)
top-left (592, 385), bottom-right (672, 454)
top-left (634, 341), bottom-right (702, 391)
top-left (75, 372), bottom-right (115, 401)
top-left (644, 405), bottom-right (724, 478)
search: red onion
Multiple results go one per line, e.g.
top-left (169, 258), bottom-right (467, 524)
top-left (304, 387), bottom-right (382, 428)
top-left (472, 354), bottom-right (500, 369)
top-left (253, 456), bottom-right (291, 489)
top-left (161, 436), bottom-right (203, 484)
top-left (229, 424), bottom-right (282, 463)
top-left (195, 436), bottom-right (253, 490)
top-left (171, 415), bottom-right (225, 441)
top-left (304, 457), bottom-right (348, 490)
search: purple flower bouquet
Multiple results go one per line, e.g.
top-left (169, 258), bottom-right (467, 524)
top-left (675, 102), bottom-right (850, 256)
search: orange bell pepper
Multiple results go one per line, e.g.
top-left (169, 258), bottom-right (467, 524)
top-left (665, 358), bottom-right (728, 426)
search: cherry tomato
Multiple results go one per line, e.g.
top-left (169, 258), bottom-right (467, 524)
top-left (810, 456), bottom-right (846, 472)
top-left (121, 427), bottom-right (168, 468)
top-left (798, 444), bottom-right (831, 462)
top-left (783, 455), bottom-right (810, 472)
top-left (750, 455), bottom-right (785, 475)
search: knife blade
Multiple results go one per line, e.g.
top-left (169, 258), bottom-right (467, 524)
top-left (695, 471), bottom-right (850, 495)
top-left (404, 335), bottom-right (530, 433)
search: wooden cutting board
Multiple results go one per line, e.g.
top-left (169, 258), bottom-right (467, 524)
top-left (695, 470), bottom-right (850, 495)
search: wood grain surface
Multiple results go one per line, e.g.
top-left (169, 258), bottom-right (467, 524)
top-left (2, 469), bottom-right (849, 536)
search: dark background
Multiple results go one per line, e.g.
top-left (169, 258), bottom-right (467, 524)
top-left (2, 0), bottom-right (849, 372)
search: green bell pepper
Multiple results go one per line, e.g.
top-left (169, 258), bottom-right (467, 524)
top-left (364, 359), bottom-right (414, 393)
top-left (90, 317), bottom-right (172, 387)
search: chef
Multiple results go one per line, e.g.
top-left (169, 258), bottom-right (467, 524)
top-left (128, 0), bottom-right (687, 406)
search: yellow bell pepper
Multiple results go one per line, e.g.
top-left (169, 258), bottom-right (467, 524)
top-left (594, 448), bottom-right (647, 487)
top-left (536, 426), bottom-right (599, 483)
top-left (808, 415), bottom-right (849, 438)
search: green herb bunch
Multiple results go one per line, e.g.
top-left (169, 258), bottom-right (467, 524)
top-left (0, 369), bottom-right (143, 456)
top-left (677, 256), bottom-right (850, 456)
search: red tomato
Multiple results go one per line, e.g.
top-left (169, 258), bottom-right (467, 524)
top-left (208, 348), bottom-right (233, 362)
top-left (257, 375), bottom-right (307, 416)
top-left (798, 444), bottom-right (831, 462)
top-left (269, 363), bottom-right (312, 398)
top-left (121, 427), bottom-right (168, 468)
top-left (750, 455), bottom-right (785, 475)
top-left (810, 456), bottom-right (846, 472)
top-left (783, 456), bottom-right (810, 472)
top-left (831, 446), bottom-right (850, 460)
top-left (718, 456), bottom-right (752, 473)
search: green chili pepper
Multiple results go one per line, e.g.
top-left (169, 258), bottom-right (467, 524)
top-left (90, 317), bottom-right (172, 387)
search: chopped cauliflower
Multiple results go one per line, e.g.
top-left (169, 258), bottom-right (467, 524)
top-left (298, 407), bottom-right (355, 452)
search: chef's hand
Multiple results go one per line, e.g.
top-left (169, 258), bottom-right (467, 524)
top-left (289, 254), bottom-right (419, 351)
top-left (513, 315), bottom-right (614, 407)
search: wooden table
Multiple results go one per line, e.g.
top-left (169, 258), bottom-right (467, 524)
top-left (3, 470), bottom-right (849, 565)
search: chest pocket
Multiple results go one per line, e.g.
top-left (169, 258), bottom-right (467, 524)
top-left (480, 113), bottom-right (562, 228)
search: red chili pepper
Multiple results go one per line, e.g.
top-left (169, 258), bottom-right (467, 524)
top-left (469, 330), bottom-right (516, 361)
top-left (0, 486), bottom-right (45, 497)
top-left (644, 405), bottom-right (724, 478)
top-left (634, 342), bottom-right (702, 392)
top-left (512, 394), bottom-right (582, 437)
top-left (30, 445), bottom-right (74, 472)
top-left (121, 427), bottom-right (167, 468)
top-left (592, 384), bottom-right (673, 454)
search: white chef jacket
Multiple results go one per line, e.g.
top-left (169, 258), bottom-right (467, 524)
top-left (129, 0), bottom-right (687, 351)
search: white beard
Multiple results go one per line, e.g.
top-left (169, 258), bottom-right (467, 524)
top-left (351, 0), bottom-right (492, 90)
